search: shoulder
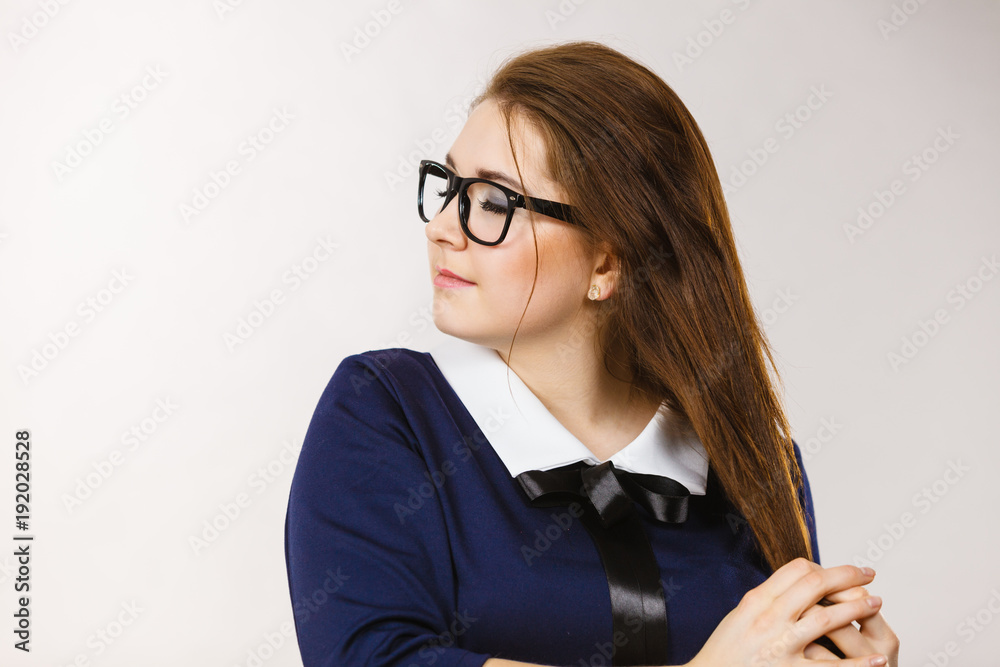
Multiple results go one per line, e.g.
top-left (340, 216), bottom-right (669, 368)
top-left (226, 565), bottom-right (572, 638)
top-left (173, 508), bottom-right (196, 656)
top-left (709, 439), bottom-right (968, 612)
top-left (325, 346), bottom-right (437, 395)
top-left (334, 345), bottom-right (433, 372)
top-left (300, 347), bottom-right (443, 465)
top-left (313, 346), bottom-right (454, 424)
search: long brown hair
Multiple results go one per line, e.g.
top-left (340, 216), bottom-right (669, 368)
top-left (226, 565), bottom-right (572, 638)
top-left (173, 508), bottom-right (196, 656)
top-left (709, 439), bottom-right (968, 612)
top-left (472, 40), bottom-right (812, 572)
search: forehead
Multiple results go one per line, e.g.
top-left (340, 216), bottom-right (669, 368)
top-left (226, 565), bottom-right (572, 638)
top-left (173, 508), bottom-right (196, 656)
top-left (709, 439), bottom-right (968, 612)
top-left (448, 98), bottom-right (563, 199)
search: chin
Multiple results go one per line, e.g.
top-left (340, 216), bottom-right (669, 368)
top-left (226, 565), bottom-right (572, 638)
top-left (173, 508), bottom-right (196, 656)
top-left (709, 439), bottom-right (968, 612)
top-left (433, 318), bottom-right (496, 349)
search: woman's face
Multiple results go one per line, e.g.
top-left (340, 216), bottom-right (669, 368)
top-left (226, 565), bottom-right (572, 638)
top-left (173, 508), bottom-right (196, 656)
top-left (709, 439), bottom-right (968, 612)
top-left (425, 97), bottom-right (599, 351)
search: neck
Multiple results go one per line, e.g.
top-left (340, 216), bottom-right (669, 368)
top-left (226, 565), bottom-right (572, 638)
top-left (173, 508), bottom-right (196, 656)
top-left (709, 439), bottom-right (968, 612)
top-left (492, 327), bottom-right (661, 461)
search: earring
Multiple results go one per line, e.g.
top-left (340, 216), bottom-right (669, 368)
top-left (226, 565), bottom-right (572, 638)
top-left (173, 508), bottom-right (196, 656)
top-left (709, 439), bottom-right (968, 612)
top-left (588, 284), bottom-right (601, 301)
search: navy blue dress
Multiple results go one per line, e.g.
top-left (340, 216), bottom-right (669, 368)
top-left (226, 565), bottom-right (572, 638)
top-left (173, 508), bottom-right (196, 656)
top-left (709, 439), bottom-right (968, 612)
top-left (283, 338), bottom-right (820, 667)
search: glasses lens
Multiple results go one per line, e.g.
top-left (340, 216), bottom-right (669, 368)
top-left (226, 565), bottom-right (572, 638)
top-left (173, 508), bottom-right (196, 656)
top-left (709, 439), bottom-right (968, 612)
top-left (419, 164), bottom-right (450, 221)
top-left (465, 181), bottom-right (511, 244)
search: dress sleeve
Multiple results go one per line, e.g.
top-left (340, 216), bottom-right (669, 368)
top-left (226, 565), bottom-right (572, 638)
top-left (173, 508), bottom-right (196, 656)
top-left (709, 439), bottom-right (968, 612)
top-left (790, 439), bottom-right (821, 565)
top-left (284, 354), bottom-right (493, 667)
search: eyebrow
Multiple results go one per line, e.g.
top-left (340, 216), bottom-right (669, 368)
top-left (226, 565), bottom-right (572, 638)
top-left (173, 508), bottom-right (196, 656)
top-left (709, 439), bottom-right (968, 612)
top-left (445, 152), bottom-right (523, 192)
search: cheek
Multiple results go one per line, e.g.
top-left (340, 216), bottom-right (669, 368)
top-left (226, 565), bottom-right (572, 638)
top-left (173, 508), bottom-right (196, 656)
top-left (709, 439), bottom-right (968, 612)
top-left (475, 244), bottom-right (538, 311)
top-left (516, 233), bottom-right (588, 313)
top-left (471, 226), bottom-right (588, 322)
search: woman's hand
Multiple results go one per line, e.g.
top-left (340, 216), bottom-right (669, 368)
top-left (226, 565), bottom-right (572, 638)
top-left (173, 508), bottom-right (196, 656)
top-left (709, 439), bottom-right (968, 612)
top-left (800, 579), bottom-right (899, 665)
top-left (687, 558), bottom-right (893, 667)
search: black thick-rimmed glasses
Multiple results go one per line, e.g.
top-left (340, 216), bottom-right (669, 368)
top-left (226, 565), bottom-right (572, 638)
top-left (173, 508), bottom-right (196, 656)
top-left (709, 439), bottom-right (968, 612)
top-left (417, 159), bottom-right (579, 246)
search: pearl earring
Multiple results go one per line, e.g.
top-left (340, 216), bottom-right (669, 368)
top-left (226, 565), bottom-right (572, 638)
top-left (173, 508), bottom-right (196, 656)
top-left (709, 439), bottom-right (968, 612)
top-left (588, 285), bottom-right (601, 300)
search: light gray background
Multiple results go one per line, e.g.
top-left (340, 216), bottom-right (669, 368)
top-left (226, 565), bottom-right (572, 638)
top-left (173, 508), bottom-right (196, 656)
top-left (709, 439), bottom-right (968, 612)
top-left (1, 1), bottom-right (997, 665)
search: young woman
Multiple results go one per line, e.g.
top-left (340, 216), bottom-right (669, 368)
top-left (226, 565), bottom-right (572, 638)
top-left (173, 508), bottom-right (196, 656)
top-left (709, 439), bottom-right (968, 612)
top-left (284, 40), bottom-right (899, 667)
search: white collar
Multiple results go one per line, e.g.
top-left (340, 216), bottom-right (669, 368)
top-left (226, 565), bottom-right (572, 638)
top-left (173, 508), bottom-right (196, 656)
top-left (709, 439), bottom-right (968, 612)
top-left (427, 335), bottom-right (709, 495)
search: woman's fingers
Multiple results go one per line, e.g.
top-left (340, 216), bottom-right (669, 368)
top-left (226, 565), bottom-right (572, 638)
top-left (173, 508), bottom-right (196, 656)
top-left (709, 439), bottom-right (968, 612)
top-left (802, 644), bottom-right (890, 667)
top-left (748, 558), bottom-right (876, 618)
top-left (859, 609), bottom-right (898, 640)
top-left (803, 573), bottom-right (898, 664)
top-left (821, 585), bottom-right (870, 604)
top-left (746, 557), bottom-right (824, 603)
top-left (823, 623), bottom-right (876, 659)
top-left (803, 639), bottom-right (840, 660)
top-left (858, 609), bottom-right (901, 664)
top-left (689, 561), bottom-right (891, 667)
top-left (775, 563), bottom-right (876, 622)
top-left (796, 594), bottom-right (884, 650)
top-left (809, 585), bottom-right (874, 658)
top-left (801, 576), bottom-right (899, 665)
top-left (799, 595), bottom-right (880, 658)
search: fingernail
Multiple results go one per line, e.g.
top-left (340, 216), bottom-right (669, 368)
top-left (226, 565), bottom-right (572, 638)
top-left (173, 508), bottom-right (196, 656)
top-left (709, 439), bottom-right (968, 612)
top-left (870, 655), bottom-right (887, 666)
top-left (867, 595), bottom-right (882, 609)
top-left (861, 566), bottom-right (876, 577)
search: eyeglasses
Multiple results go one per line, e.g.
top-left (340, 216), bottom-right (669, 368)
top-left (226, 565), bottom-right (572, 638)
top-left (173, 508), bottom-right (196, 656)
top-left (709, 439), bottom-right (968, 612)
top-left (417, 159), bottom-right (579, 246)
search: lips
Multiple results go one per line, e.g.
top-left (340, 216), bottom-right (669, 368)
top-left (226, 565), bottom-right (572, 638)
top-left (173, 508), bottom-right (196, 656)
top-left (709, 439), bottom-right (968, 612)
top-left (436, 266), bottom-right (474, 283)
top-left (434, 265), bottom-right (475, 288)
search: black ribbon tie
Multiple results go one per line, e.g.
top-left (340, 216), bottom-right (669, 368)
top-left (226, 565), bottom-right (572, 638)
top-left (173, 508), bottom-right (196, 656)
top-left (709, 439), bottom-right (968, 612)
top-left (516, 460), bottom-right (691, 666)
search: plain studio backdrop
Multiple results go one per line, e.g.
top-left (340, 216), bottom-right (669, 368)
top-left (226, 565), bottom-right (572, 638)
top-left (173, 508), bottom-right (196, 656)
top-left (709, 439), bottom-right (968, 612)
top-left (1, 1), bottom-right (997, 665)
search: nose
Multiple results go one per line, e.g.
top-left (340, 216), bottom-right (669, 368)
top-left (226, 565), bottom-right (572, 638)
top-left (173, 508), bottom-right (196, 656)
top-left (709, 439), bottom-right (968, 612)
top-left (424, 192), bottom-right (469, 249)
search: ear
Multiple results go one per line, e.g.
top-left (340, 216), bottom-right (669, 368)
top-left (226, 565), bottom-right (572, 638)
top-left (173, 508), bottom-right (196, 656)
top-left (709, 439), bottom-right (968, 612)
top-left (590, 245), bottom-right (619, 300)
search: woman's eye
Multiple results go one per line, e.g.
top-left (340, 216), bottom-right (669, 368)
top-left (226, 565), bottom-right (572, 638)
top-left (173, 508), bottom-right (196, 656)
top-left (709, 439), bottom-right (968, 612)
top-left (478, 199), bottom-right (507, 215)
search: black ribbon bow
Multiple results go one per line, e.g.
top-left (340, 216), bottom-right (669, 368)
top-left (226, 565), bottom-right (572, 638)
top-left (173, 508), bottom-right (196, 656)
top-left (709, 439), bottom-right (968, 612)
top-left (516, 460), bottom-right (691, 666)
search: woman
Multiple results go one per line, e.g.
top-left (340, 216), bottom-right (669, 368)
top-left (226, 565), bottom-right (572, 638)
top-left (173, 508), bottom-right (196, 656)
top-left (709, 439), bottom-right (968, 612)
top-left (284, 40), bottom-right (899, 667)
